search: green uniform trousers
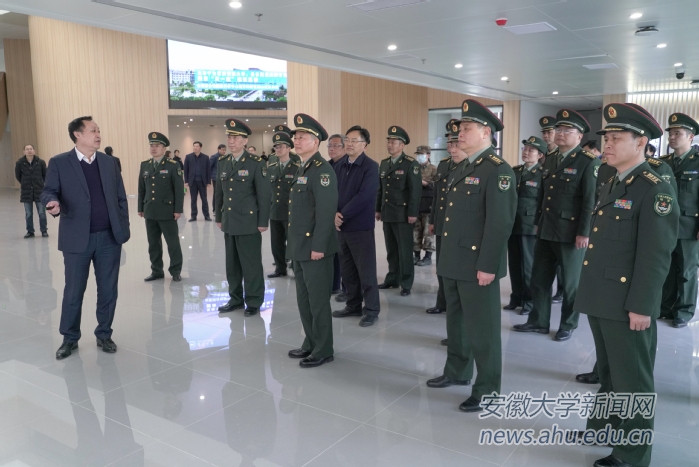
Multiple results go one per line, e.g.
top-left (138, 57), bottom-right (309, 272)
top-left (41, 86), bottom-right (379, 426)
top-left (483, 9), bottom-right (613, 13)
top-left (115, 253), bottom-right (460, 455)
top-left (145, 218), bottom-right (183, 276)
top-left (224, 232), bottom-right (265, 308)
top-left (269, 219), bottom-right (289, 275)
top-left (527, 239), bottom-right (585, 331)
top-left (293, 256), bottom-right (334, 359)
top-left (510, 235), bottom-right (537, 313)
top-left (382, 221), bottom-right (414, 290)
top-left (434, 236), bottom-right (446, 310)
top-left (661, 238), bottom-right (699, 321)
top-left (443, 278), bottom-right (500, 399)
top-left (587, 316), bottom-right (656, 467)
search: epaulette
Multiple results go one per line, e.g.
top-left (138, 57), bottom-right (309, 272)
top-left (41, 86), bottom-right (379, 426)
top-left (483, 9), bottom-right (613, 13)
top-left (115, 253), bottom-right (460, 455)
top-left (167, 159), bottom-right (177, 164)
top-left (641, 171), bottom-right (661, 185)
top-left (601, 160), bottom-right (608, 165)
top-left (646, 158), bottom-right (662, 167)
top-left (251, 155), bottom-right (262, 162)
top-left (582, 150), bottom-right (597, 159)
top-left (405, 155), bottom-right (415, 162)
top-left (142, 158), bottom-right (151, 163)
top-left (267, 162), bottom-right (278, 167)
top-left (487, 154), bottom-right (504, 165)
top-left (660, 154), bottom-right (672, 160)
top-left (383, 156), bottom-right (391, 162)
top-left (513, 164), bottom-right (523, 170)
top-left (292, 160), bottom-right (301, 166)
top-left (220, 154), bottom-right (231, 161)
top-left (314, 160), bottom-right (323, 166)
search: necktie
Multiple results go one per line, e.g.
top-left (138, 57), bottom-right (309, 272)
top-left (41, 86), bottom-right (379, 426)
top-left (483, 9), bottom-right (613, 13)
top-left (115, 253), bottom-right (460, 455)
top-left (612, 176), bottom-right (621, 190)
top-left (153, 159), bottom-right (158, 170)
top-left (558, 155), bottom-right (564, 167)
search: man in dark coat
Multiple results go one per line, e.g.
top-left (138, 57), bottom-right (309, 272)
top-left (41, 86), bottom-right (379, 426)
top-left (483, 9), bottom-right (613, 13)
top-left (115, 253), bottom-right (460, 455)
top-left (15, 143), bottom-right (48, 238)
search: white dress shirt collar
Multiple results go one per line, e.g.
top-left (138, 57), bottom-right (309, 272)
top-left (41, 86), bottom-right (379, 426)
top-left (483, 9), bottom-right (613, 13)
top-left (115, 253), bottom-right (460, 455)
top-left (75, 147), bottom-right (96, 164)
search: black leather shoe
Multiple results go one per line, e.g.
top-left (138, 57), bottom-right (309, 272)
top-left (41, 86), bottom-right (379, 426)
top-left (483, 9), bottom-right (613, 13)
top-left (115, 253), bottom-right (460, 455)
top-left (416, 257), bottom-right (432, 266)
top-left (575, 371), bottom-right (600, 385)
top-left (335, 292), bottom-right (347, 302)
top-left (554, 329), bottom-right (574, 341)
top-left (267, 272), bottom-right (287, 278)
top-left (288, 348), bottom-right (311, 359)
top-left (359, 315), bottom-right (378, 327)
top-left (673, 317), bottom-right (688, 328)
top-left (331, 289), bottom-right (341, 295)
top-left (243, 307), bottom-right (258, 317)
top-left (513, 323), bottom-right (549, 333)
top-left (519, 306), bottom-right (532, 316)
top-left (400, 288), bottom-right (411, 296)
top-left (97, 338), bottom-right (117, 353)
top-left (42, 232), bottom-right (49, 237)
top-left (459, 396), bottom-right (483, 412)
top-left (503, 303), bottom-right (519, 310)
top-left (204, 217), bottom-right (212, 222)
top-left (144, 274), bottom-right (164, 282)
top-left (332, 307), bottom-right (362, 318)
top-left (188, 218), bottom-right (196, 222)
top-left (552, 293), bottom-right (563, 303)
top-left (378, 283), bottom-right (399, 289)
top-left (426, 306), bottom-right (445, 314)
top-left (299, 355), bottom-right (334, 368)
top-left (24, 232), bottom-right (34, 238)
top-left (218, 301), bottom-right (245, 312)
top-left (426, 375), bottom-right (471, 388)
top-left (593, 454), bottom-right (637, 467)
top-left (440, 339), bottom-right (448, 346)
top-left (56, 342), bottom-right (78, 360)
top-left (172, 274), bottom-right (182, 282)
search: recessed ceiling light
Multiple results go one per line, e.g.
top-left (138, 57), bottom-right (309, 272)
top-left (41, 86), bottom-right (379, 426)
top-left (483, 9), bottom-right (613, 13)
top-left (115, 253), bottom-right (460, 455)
top-left (674, 62), bottom-right (683, 67)
top-left (501, 76), bottom-right (509, 81)
top-left (629, 12), bottom-right (642, 19)
top-left (387, 44), bottom-right (397, 51)
top-left (184, 122), bottom-right (187, 124)
top-left (0, 10), bottom-right (10, 15)
top-left (552, 91), bottom-right (559, 95)
top-left (245, 119), bottom-right (249, 121)
top-left (229, 1), bottom-right (242, 9)
top-left (455, 63), bottom-right (463, 68)
top-left (284, 122), bottom-right (287, 124)
top-left (190, 118), bottom-right (193, 121)
top-left (177, 125), bottom-right (179, 127)
top-left (268, 124), bottom-right (271, 127)
top-left (657, 43), bottom-right (667, 48)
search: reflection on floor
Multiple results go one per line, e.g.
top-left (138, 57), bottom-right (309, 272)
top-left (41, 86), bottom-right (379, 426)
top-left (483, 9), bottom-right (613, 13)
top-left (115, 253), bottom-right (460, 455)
top-left (0, 187), bottom-right (697, 466)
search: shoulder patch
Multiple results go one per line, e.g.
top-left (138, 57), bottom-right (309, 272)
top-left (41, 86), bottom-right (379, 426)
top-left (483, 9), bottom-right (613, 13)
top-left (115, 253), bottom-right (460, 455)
top-left (582, 150), bottom-right (597, 159)
top-left (646, 158), bottom-right (661, 167)
top-left (487, 154), bottom-right (504, 165)
top-left (654, 193), bottom-right (673, 216)
top-left (642, 171), bottom-right (661, 185)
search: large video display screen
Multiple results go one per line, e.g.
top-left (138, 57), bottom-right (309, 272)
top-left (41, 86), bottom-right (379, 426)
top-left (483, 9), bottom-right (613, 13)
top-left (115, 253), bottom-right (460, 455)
top-left (167, 40), bottom-right (287, 110)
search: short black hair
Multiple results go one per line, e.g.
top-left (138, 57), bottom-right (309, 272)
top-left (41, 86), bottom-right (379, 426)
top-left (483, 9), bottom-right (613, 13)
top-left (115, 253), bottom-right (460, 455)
top-left (645, 143), bottom-right (656, 155)
top-left (24, 144), bottom-right (35, 150)
top-left (345, 125), bottom-right (371, 145)
top-left (193, 141), bottom-right (202, 148)
top-left (174, 149), bottom-right (180, 154)
top-left (582, 140), bottom-right (598, 151)
top-left (165, 150), bottom-right (171, 158)
top-left (218, 144), bottom-right (226, 150)
top-left (68, 116), bottom-right (92, 143)
top-left (248, 146), bottom-right (257, 151)
top-left (104, 146), bottom-right (113, 156)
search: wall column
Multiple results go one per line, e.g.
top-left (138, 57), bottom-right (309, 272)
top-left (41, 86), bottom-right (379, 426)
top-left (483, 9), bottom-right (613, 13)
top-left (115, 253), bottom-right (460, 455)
top-left (502, 100), bottom-right (521, 166)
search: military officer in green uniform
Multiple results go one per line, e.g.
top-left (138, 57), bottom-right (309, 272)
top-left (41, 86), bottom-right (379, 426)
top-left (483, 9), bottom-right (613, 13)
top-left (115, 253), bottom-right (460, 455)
top-left (514, 109), bottom-right (601, 341)
top-left (285, 113), bottom-right (338, 368)
top-left (576, 103), bottom-right (678, 467)
top-left (660, 112), bottom-right (699, 328)
top-left (215, 119), bottom-right (271, 316)
top-left (267, 131), bottom-right (301, 278)
top-left (138, 132), bottom-right (184, 282)
top-left (427, 99), bottom-right (516, 413)
top-left (266, 125), bottom-right (300, 167)
top-left (376, 126), bottom-right (422, 296)
top-left (426, 119), bottom-right (460, 318)
top-left (506, 136), bottom-right (546, 315)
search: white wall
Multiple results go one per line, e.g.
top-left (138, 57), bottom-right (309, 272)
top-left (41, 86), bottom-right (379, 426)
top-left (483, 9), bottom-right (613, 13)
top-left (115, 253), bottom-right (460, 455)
top-left (518, 101), bottom-right (560, 164)
top-left (166, 124), bottom-right (274, 158)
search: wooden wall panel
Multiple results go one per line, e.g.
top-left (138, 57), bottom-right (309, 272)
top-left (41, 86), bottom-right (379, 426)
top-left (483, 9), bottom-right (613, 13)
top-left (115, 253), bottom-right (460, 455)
top-left (341, 71), bottom-right (428, 162)
top-left (427, 88), bottom-right (502, 110)
top-left (287, 61), bottom-right (320, 125)
top-left (0, 73), bottom-right (7, 141)
top-left (28, 16), bottom-right (168, 195)
top-left (3, 39), bottom-right (39, 188)
top-left (501, 100), bottom-right (521, 166)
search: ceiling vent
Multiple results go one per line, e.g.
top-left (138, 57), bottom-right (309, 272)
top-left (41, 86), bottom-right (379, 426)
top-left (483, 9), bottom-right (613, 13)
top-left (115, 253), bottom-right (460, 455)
top-left (379, 53), bottom-right (420, 61)
top-left (504, 22), bottom-right (557, 35)
top-left (347, 0), bottom-right (430, 12)
top-left (583, 63), bottom-right (618, 70)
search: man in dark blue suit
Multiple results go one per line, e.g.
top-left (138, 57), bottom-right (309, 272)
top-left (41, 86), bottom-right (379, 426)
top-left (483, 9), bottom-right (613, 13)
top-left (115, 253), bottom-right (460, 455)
top-left (42, 116), bottom-right (130, 360)
top-left (183, 141), bottom-right (212, 221)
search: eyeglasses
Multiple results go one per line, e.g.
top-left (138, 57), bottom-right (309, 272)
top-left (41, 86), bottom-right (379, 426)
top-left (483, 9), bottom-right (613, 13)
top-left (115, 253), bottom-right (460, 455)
top-left (327, 144), bottom-right (344, 149)
top-left (344, 139), bottom-right (365, 144)
top-left (554, 128), bottom-right (579, 135)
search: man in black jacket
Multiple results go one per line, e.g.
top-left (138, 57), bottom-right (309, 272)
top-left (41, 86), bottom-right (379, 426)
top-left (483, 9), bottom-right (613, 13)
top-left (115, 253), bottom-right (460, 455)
top-left (15, 144), bottom-right (48, 238)
top-left (183, 141), bottom-right (211, 221)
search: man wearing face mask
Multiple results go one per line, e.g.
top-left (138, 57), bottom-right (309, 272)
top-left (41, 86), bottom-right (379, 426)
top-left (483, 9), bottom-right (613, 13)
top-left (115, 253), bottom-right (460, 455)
top-left (413, 146), bottom-right (438, 266)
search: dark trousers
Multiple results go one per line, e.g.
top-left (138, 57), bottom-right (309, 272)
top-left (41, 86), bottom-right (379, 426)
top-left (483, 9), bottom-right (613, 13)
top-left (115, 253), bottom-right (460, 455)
top-left (661, 238), bottom-right (699, 321)
top-left (211, 180), bottom-right (217, 214)
top-left (332, 253), bottom-right (344, 292)
top-left (224, 232), bottom-right (264, 308)
top-left (507, 235), bottom-right (523, 306)
top-left (382, 221), bottom-right (414, 290)
top-left (527, 239), bottom-right (585, 331)
top-left (338, 230), bottom-right (380, 317)
top-left (294, 256), bottom-right (334, 359)
top-left (443, 278), bottom-right (499, 399)
top-left (507, 234), bottom-right (537, 312)
top-left (189, 180), bottom-right (209, 219)
top-left (587, 316), bottom-right (656, 467)
top-left (60, 229), bottom-right (121, 342)
top-left (270, 219), bottom-right (289, 274)
top-left (435, 235), bottom-right (446, 310)
top-left (145, 218), bottom-right (183, 276)
top-left (24, 201), bottom-right (47, 234)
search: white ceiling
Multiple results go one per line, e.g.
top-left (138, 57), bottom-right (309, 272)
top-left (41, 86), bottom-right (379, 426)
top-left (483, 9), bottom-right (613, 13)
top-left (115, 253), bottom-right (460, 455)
top-left (0, 0), bottom-right (698, 103)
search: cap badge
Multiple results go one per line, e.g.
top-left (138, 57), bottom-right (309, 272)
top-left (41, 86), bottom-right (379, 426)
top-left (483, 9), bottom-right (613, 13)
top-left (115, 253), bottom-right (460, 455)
top-left (151, 133), bottom-right (157, 138)
top-left (542, 118), bottom-right (548, 124)
top-left (462, 102), bottom-right (469, 112)
top-left (231, 120), bottom-right (236, 127)
top-left (562, 110), bottom-right (570, 118)
top-left (275, 135), bottom-right (280, 140)
top-left (452, 124), bottom-right (458, 132)
top-left (671, 114), bottom-right (678, 123)
top-left (529, 137), bottom-right (536, 142)
top-left (391, 127), bottom-right (396, 133)
top-left (608, 106), bottom-right (617, 119)
top-left (297, 115), bottom-right (303, 124)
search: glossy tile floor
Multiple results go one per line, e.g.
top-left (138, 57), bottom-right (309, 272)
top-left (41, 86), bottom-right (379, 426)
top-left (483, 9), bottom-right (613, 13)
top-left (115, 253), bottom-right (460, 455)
top-left (0, 187), bottom-right (697, 467)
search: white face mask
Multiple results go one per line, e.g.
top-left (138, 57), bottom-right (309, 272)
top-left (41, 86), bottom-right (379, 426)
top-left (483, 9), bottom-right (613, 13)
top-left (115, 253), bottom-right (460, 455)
top-left (417, 154), bottom-right (428, 164)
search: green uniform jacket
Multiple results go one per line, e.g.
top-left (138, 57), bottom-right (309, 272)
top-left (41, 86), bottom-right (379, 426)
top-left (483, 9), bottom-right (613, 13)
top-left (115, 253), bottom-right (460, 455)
top-left (138, 158), bottom-right (184, 220)
top-left (512, 163), bottom-right (542, 236)
top-left (541, 147), bottom-right (560, 173)
top-left (214, 150), bottom-right (271, 235)
top-left (429, 157), bottom-right (456, 235)
top-left (597, 157), bottom-right (677, 199)
top-left (375, 153), bottom-right (422, 222)
top-left (576, 163), bottom-right (679, 320)
top-left (660, 147), bottom-right (699, 239)
top-left (286, 152), bottom-right (339, 261)
top-left (535, 146), bottom-right (601, 242)
top-left (268, 158), bottom-right (301, 221)
top-left (436, 149), bottom-right (517, 281)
